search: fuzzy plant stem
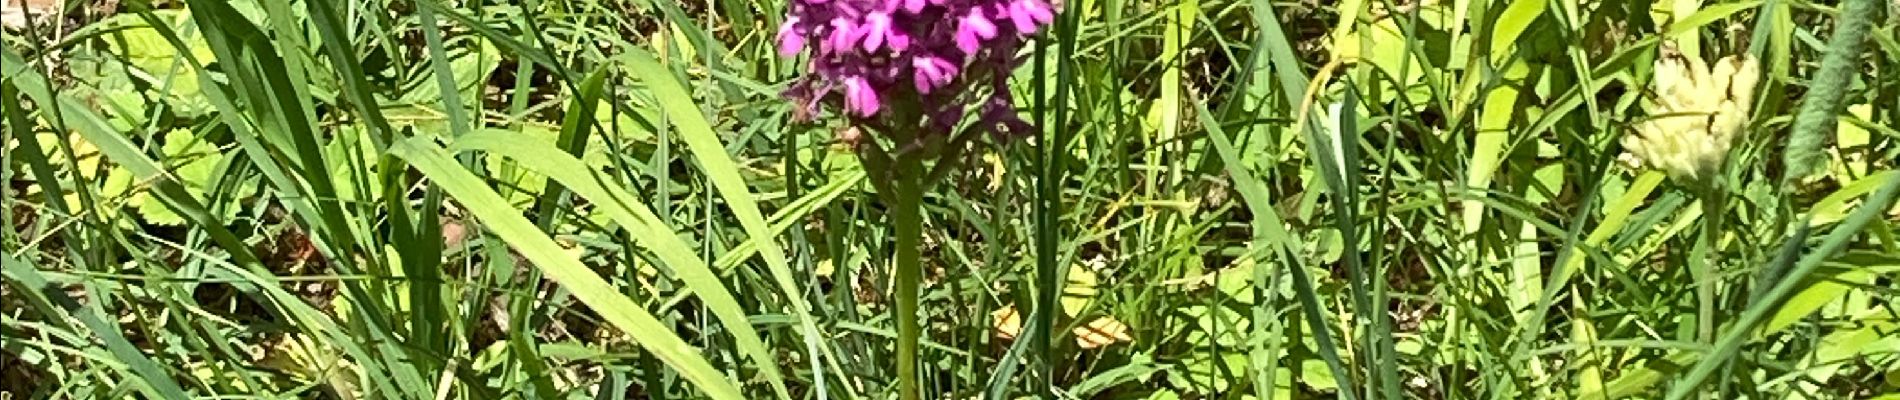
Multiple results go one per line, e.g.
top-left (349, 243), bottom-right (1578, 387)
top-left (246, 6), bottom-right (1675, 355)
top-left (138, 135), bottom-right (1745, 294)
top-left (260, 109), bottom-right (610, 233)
top-left (892, 155), bottom-right (927, 400)
top-left (1783, 0), bottom-right (1882, 183)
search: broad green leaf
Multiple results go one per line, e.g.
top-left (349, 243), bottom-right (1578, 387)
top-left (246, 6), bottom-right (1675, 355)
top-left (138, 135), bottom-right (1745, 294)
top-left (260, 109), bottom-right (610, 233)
top-left (1461, 58), bottom-right (1530, 269)
top-left (324, 126), bottom-right (383, 204)
top-left (24, 133), bottom-right (104, 181)
top-left (1181, 305), bottom-right (1249, 348)
top-left (99, 11), bottom-right (216, 115)
top-left (1352, 18), bottom-right (1432, 105)
top-left (134, 129), bottom-right (223, 225)
top-left (1509, 157), bottom-right (1565, 315)
top-left (1572, 295), bottom-right (1606, 396)
top-left (593, 99), bottom-right (659, 143)
top-left (478, 125), bottom-right (598, 207)
top-left (1489, 0), bottom-right (1548, 62)
top-left (1300, 358), bottom-right (1339, 391)
top-left (1764, 253), bottom-right (1900, 335)
top-left (1062, 263), bottom-right (1099, 316)
top-left (1831, 104), bottom-right (1874, 178)
top-left (1148, 0), bottom-right (1196, 182)
top-left (1791, 312), bottom-right (1895, 397)
top-left (1809, 170), bottom-right (1900, 226)
top-left (1582, 351), bottom-right (1698, 399)
top-left (1213, 262), bottom-right (1258, 305)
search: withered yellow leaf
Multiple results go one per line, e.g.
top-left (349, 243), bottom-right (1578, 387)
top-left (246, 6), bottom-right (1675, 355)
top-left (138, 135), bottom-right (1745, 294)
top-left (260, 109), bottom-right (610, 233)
top-left (1073, 315), bottom-right (1132, 349)
top-left (992, 304), bottom-right (1022, 340)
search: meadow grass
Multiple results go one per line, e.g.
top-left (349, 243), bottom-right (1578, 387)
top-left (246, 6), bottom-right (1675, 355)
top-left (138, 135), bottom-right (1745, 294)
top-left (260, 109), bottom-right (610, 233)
top-left (2, 0), bottom-right (1898, 398)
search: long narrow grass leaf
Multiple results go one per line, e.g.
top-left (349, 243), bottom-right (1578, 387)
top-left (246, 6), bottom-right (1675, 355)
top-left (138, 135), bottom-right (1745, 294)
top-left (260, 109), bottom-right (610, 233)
top-left (450, 130), bottom-right (785, 398)
top-left (618, 49), bottom-right (807, 400)
top-left (2, 255), bottom-right (190, 400)
top-left (387, 137), bottom-right (749, 400)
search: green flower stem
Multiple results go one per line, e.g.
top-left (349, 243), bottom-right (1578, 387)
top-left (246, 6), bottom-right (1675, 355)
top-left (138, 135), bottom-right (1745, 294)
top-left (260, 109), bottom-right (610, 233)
top-left (851, 110), bottom-right (958, 400)
top-left (1691, 184), bottom-right (1725, 345)
top-left (892, 153), bottom-right (926, 400)
top-left (1685, 182), bottom-right (1725, 400)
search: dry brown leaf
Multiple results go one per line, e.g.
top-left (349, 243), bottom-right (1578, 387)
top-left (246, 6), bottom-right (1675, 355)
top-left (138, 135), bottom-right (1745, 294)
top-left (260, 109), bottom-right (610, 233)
top-left (1072, 315), bottom-right (1132, 349)
top-left (991, 304), bottom-right (1021, 340)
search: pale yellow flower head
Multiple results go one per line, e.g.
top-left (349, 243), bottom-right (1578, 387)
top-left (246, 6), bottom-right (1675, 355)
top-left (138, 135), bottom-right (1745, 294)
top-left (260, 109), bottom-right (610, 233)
top-left (1625, 46), bottom-right (1760, 184)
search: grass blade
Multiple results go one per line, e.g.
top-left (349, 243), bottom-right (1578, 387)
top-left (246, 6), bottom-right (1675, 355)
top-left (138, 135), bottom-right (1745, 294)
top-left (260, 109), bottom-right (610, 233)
top-left (4, 47), bottom-right (403, 397)
top-left (449, 129), bottom-right (786, 398)
top-left (386, 137), bottom-right (749, 400)
top-left (2, 255), bottom-right (190, 399)
top-left (1196, 97), bottom-right (1361, 400)
top-left (618, 48), bottom-right (813, 400)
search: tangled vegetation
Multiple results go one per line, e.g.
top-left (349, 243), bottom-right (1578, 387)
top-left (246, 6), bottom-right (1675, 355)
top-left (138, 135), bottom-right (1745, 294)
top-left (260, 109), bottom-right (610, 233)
top-left (2, 0), bottom-right (1897, 398)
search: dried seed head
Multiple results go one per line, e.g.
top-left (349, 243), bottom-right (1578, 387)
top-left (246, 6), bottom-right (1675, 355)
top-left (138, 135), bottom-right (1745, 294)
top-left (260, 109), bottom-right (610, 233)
top-left (1625, 46), bottom-right (1760, 184)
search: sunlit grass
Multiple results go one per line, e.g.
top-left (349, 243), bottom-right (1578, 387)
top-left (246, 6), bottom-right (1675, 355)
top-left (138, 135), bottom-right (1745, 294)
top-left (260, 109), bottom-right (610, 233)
top-left (2, 0), bottom-right (1897, 398)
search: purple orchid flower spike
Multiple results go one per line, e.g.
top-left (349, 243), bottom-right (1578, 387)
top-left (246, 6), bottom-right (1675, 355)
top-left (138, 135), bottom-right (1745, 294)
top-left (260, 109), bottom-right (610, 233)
top-left (773, 3), bottom-right (1057, 400)
top-left (777, 0), bottom-right (1058, 139)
